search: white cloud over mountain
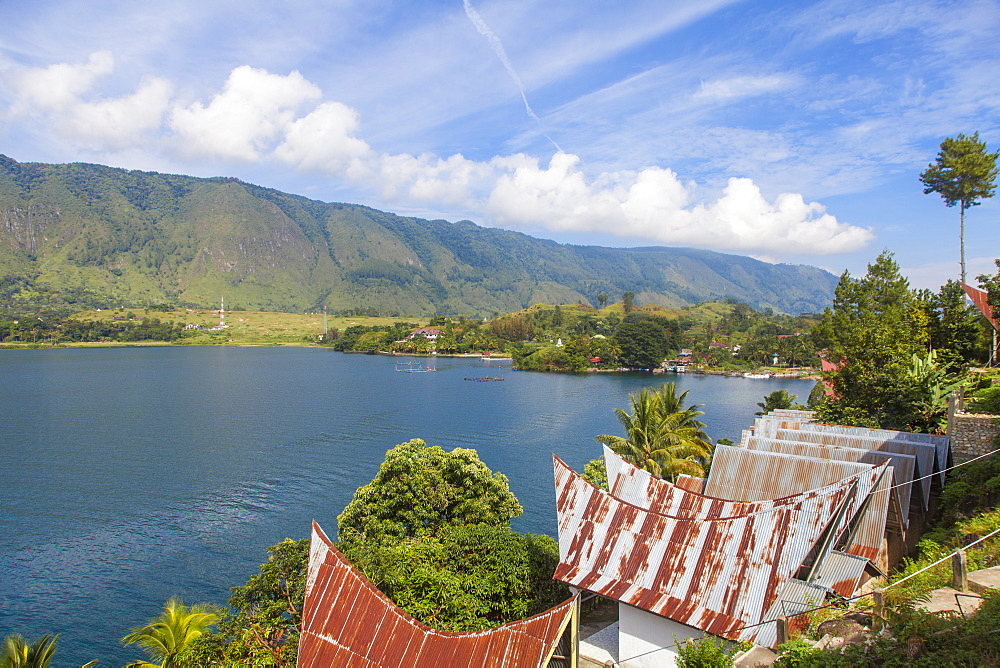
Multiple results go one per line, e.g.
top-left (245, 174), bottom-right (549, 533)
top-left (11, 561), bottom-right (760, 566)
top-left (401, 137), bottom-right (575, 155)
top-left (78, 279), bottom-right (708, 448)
top-left (2, 56), bottom-right (873, 257)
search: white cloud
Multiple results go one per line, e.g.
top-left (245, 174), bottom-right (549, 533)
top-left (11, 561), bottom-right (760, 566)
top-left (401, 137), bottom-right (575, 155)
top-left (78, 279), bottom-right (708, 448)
top-left (5, 50), bottom-right (170, 149)
top-left (170, 66), bottom-right (321, 160)
top-left (694, 74), bottom-right (798, 101)
top-left (482, 153), bottom-right (874, 254)
top-left (65, 77), bottom-right (172, 148)
top-left (2, 53), bottom-right (875, 259)
top-left (9, 50), bottom-right (114, 112)
top-left (275, 102), bottom-right (373, 175)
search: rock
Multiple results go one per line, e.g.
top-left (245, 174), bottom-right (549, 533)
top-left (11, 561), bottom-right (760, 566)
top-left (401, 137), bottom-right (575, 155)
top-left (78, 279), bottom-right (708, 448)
top-left (733, 645), bottom-right (778, 667)
top-left (816, 616), bottom-right (866, 638)
top-left (839, 631), bottom-right (869, 647)
top-left (907, 636), bottom-right (927, 658)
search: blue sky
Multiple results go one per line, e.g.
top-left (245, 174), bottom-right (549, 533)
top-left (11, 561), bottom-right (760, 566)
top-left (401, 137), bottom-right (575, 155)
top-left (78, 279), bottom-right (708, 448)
top-left (1, 0), bottom-right (998, 291)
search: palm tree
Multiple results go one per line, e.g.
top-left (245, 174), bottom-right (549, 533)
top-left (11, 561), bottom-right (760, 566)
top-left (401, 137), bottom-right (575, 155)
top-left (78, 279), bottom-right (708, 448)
top-left (1, 634), bottom-right (58, 668)
top-left (122, 597), bottom-right (220, 668)
top-left (595, 383), bottom-right (713, 480)
top-left (754, 390), bottom-right (799, 416)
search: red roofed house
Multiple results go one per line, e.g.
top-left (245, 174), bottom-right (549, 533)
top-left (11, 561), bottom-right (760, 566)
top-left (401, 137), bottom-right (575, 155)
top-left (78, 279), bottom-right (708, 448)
top-left (297, 522), bottom-right (580, 667)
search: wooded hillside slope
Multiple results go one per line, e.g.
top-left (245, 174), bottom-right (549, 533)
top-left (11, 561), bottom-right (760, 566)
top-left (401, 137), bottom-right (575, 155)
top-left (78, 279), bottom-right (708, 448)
top-left (0, 155), bottom-right (839, 315)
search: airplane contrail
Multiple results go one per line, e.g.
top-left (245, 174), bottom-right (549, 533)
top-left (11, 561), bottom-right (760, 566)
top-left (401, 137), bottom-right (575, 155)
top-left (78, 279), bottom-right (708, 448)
top-left (463, 0), bottom-right (562, 152)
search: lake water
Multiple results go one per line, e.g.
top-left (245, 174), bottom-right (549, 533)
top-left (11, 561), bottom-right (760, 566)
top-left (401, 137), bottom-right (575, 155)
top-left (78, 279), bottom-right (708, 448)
top-left (0, 346), bottom-right (815, 665)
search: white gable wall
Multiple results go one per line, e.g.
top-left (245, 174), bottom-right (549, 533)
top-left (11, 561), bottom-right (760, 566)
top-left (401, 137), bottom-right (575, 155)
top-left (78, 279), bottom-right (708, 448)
top-left (619, 604), bottom-right (720, 667)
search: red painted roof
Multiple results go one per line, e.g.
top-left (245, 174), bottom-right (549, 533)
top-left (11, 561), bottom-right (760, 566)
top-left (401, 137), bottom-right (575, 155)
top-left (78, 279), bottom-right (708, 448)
top-left (963, 282), bottom-right (998, 331)
top-left (298, 522), bottom-right (577, 667)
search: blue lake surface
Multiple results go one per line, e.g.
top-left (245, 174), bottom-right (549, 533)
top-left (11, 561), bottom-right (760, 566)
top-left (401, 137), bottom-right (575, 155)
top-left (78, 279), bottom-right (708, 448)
top-left (0, 346), bottom-right (815, 665)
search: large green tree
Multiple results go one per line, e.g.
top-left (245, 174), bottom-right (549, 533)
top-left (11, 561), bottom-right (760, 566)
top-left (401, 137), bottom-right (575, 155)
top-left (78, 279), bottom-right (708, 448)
top-left (615, 318), bottom-right (671, 369)
top-left (342, 523), bottom-right (564, 632)
top-left (121, 598), bottom-right (220, 668)
top-left (923, 280), bottom-right (986, 368)
top-left (813, 251), bottom-right (932, 429)
top-left (336, 439), bottom-right (565, 632)
top-left (336, 439), bottom-right (523, 545)
top-left (920, 132), bottom-right (999, 285)
top-left (595, 382), bottom-right (712, 480)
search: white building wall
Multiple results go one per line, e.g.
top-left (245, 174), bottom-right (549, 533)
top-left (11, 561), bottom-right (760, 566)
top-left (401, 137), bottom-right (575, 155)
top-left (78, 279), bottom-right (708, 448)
top-left (618, 604), bottom-right (706, 667)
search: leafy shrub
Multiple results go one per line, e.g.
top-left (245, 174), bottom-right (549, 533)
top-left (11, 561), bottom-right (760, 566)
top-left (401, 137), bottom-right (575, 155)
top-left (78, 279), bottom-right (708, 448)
top-left (774, 639), bottom-right (826, 667)
top-left (674, 634), bottom-right (738, 667)
top-left (970, 383), bottom-right (1000, 414)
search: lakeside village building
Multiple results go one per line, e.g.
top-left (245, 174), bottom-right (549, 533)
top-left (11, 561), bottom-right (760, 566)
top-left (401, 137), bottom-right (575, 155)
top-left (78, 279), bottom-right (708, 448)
top-left (296, 409), bottom-right (952, 667)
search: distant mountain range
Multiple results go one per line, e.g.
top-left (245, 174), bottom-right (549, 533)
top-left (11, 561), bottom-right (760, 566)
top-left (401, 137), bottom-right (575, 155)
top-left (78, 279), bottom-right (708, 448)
top-left (0, 155), bottom-right (839, 316)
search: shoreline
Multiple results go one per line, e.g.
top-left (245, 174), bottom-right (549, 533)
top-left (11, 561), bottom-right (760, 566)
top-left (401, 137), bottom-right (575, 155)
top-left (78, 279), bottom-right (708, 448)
top-left (0, 342), bottom-right (817, 379)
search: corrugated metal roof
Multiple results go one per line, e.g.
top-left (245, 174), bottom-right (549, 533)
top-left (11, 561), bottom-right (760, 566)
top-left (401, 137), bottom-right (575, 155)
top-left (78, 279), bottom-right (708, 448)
top-left (964, 282), bottom-right (999, 331)
top-left (754, 578), bottom-right (829, 648)
top-left (703, 445), bottom-right (888, 564)
top-left (674, 474), bottom-right (705, 493)
top-left (774, 427), bottom-right (937, 508)
top-left (810, 550), bottom-right (869, 597)
top-left (797, 423), bottom-right (949, 483)
top-left (552, 455), bottom-right (878, 647)
top-left (603, 446), bottom-right (884, 594)
top-left (768, 409), bottom-right (817, 418)
top-left (298, 522), bottom-right (578, 668)
top-left (742, 436), bottom-right (915, 528)
top-left (604, 445), bottom-right (865, 521)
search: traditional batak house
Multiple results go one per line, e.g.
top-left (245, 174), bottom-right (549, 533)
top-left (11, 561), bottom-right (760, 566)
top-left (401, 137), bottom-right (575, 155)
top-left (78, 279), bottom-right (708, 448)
top-left (556, 409), bottom-right (946, 666)
top-left (297, 522), bottom-right (580, 667)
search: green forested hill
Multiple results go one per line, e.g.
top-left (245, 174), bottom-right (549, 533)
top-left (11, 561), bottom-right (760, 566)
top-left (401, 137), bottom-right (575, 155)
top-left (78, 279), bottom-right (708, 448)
top-left (0, 155), bottom-right (839, 315)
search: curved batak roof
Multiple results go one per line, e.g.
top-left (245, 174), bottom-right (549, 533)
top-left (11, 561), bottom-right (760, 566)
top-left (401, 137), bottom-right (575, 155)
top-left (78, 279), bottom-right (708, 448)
top-left (553, 455), bottom-right (887, 644)
top-left (601, 446), bottom-right (888, 595)
top-left (298, 522), bottom-right (578, 668)
top-left (963, 282), bottom-right (998, 331)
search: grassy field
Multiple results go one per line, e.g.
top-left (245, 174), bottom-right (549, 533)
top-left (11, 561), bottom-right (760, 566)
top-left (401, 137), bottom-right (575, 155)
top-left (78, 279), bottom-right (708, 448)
top-left (70, 308), bottom-right (424, 346)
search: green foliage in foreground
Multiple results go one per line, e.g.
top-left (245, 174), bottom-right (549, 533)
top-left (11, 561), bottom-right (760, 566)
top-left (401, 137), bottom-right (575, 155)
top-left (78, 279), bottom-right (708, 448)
top-left (122, 598), bottom-right (220, 667)
top-left (595, 382), bottom-right (713, 481)
top-left (336, 438), bottom-right (567, 632)
top-left (337, 438), bottom-right (523, 544)
top-left (969, 382), bottom-right (1000, 414)
top-left (774, 592), bottom-right (1000, 667)
top-left (179, 538), bottom-right (308, 667)
top-left (674, 633), bottom-right (738, 667)
top-left (0, 634), bottom-right (59, 668)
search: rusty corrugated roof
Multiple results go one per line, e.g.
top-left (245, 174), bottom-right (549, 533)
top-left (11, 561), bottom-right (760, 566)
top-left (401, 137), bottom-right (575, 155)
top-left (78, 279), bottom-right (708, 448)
top-left (552, 455), bottom-right (880, 646)
top-left (298, 522), bottom-right (577, 668)
top-left (604, 445), bottom-right (865, 521)
top-left (602, 447), bottom-right (882, 596)
top-left (742, 436), bottom-right (915, 529)
top-left (797, 423), bottom-right (949, 483)
top-left (704, 445), bottom-right (889, 565)
top-left (810, 550), bottom-right (869, 597)
top-left (964, 282), bottom-right (999, 331)
top-left (774, 427), bottom-right (937, 507)
top-left (674, 474), bottom-right (706, 493)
